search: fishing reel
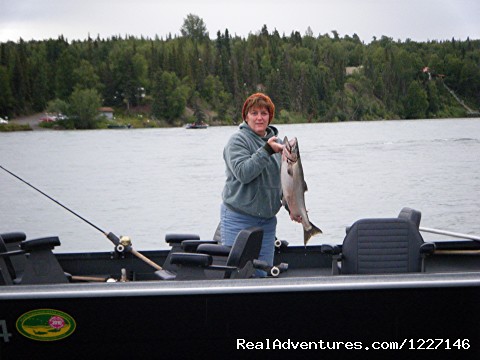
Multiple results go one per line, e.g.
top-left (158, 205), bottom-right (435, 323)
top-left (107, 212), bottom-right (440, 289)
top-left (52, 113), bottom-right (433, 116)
top-left (253, 260), bottom-right (289, 277)
top-left (107, 231), bottom-right (132, 258)
top-left (274, 239), bottom-right (289, 250)
top-left (115, 236), bottom-right (132, 254)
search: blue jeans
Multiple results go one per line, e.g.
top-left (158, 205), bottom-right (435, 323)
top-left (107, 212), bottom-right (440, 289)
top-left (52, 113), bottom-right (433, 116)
top-left (220, 203), bottom-right (276, 277)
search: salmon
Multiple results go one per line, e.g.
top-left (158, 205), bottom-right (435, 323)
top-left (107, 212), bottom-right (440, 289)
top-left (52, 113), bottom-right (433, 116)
top-left (281, 136), bottom-right (322, 245)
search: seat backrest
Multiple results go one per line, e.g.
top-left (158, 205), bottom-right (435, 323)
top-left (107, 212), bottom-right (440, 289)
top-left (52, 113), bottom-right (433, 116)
top-left (226, 227), bottom-right (263, 269)
top-left (0, 235), bottom-right (16, 284)
top-left (398, 207), bottom-right (422, 228)
top-left (0, 235), bottom-right (15, 285)
top-left (341, 218), bottom-right (425, 274)
top-left (20, 237), bottom-right (68, 284)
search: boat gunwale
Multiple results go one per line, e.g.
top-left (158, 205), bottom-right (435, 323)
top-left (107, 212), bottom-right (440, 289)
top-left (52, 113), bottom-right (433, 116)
top-left (1, 271), bottom-right (480, 300)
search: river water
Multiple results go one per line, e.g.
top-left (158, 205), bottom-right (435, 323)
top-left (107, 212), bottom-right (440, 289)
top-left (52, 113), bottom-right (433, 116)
top-left (1, 118), bottom-right (479, 253)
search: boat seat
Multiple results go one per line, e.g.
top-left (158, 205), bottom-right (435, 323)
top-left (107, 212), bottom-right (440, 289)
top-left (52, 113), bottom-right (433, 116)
top-left (1, 232), bottom-right (27, 275)
top-left (0, 234), bottom-right (69, 285)
top-left (1, 232), bottom-right (27, 245)
top-left (322, 217), bottom-right (435, 275)
top-left (397, 207), bottom-right (422, 228)
top-left (162, 223), bottom-right (223, 271)
top-left (163, 233), bottom-right (201, 271)
top-left (0, 234), bottom-right (22, 285)
top-left (345, 206), bottom-right (422, 239)
top-left (155, 227), bottom-right (263, 280)
top-left (20, 236), bottom-right (69, 284)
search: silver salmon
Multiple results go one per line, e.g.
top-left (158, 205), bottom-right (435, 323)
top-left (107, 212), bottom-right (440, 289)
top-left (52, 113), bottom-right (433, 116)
top-left (281, 136), bottom-right (322, 245)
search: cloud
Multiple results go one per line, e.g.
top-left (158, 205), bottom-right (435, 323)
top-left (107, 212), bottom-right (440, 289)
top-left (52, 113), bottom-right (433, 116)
top-left (1, 0), bottom-right (479, 43)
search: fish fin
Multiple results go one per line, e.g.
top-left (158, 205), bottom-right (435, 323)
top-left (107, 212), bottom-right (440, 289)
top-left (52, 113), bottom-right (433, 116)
top-left (303, 179), bottom-right (308, 192)
top-left (303, 222), bottom-right (322, 246)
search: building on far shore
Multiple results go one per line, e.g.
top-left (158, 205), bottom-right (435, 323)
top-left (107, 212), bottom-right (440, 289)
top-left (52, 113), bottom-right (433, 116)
top-left (345, 66), bottom-right (364, 76)
top-left (98, 107), bottom-right (114, 120)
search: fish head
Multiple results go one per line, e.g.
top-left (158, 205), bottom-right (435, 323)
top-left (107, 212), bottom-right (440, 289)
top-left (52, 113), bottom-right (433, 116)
top-left (282, 136), bottom-right (299, 163)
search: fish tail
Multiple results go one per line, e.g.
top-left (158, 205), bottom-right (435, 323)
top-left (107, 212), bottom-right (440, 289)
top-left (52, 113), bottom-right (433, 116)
top-left (303, 222), bottom-right (322, 246)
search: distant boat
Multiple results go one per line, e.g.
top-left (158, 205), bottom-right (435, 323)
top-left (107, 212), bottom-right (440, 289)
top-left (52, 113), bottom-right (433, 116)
top-left (185, 122), bottom-right (208, 129)
top-left (107, 124), bottom-right (132, 129)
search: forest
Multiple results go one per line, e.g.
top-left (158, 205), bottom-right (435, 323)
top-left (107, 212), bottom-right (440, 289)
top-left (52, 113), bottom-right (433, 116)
top-left (1, 14), bottom-right (479, 128)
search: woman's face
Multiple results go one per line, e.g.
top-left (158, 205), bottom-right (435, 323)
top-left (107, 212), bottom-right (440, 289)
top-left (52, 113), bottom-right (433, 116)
top-left (245, 106), bottom-right (270, 136)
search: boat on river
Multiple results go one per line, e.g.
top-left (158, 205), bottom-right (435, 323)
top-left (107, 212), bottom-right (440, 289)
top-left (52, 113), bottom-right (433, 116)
top-left (1, 206), bottom-right (479, 358)
top-left (185, 122), bottom-right (208, 129)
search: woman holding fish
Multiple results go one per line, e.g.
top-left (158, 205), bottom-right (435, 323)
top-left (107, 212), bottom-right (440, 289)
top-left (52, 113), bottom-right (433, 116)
top-left (221, 93), bottom-right (320, 277)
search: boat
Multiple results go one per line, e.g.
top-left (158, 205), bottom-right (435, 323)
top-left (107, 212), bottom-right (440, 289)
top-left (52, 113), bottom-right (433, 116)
top-left (185, 122), bottom-right (208, 129)
top-left (107, 123), bottom-right (132, 129)
top-left (1, 206), bottom-right (480, 358)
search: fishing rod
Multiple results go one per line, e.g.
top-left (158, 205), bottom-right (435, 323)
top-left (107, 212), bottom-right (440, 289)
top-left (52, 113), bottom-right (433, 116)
top-left (0, 164), bottom-right (163, 271)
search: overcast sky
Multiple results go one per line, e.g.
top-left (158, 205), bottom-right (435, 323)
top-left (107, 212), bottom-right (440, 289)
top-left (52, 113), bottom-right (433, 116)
top-left (1, 0), bottom-right (479, 43)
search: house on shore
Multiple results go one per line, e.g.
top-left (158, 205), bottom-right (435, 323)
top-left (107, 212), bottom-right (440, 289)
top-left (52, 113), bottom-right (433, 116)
top-left (98, 107), bottom-right (114, 120)
top-left (345, 66), bottom-right (364, 76)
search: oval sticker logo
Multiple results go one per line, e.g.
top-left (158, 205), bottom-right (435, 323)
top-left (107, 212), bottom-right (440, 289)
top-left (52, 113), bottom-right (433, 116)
top-left (16, 309), bottom-right (76, 341)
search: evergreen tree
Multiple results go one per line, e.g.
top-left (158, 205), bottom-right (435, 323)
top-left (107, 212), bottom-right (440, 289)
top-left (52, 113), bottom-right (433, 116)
top-left (55, 48), bottom-right (77, 100)
top-left (0, 65), bottom-right (14, 117)
top-left (404, 81), bottom-right (428, 119)
top-left (30, 45), bottom-right (49, 112)
top-left (11, 40), bottom-right (30, 114)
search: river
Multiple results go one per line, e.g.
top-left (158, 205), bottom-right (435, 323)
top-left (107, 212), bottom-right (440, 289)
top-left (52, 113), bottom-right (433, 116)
top-left (1, 118), bottom-right (479, 253)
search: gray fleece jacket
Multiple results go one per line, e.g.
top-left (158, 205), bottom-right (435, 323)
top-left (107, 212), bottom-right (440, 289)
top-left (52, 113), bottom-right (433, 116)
top-left (222, 122), bottom-right (282, 219)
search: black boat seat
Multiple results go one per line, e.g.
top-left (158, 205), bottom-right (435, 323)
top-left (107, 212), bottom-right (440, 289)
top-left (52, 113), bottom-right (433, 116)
top-left (345, 206), bottom-right (422, 238)
top-left (397, 207), bottom-right (422, 228)
top-left (165, 233), bottom-right (201, 245)
top-left (0, 234), bottom-right (68, 285)
top-left (155, 226), bottom-right (263, 280)
top-left (322, 216), bottom-right (435, 275)
top-left (0, 234), bottom-right (22, 285)
top-left (1, 232), bottom-right (27, 245)
top-left (180, 239), bottom-right (219, 253)
top-left (196, 243), bottom-right (231, 257)
top-left (162, 224), bottom-right (223, 271)
top-left (163, 224), bottom-right (287, 277)
top-left (1, 232), bottom-right (27, 274)
top-left (20, 236), bottom-right (69, 284)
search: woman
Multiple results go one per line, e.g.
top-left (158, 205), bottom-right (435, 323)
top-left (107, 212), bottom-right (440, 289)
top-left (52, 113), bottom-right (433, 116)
top-left (220, 93), bottom-right (288, 277)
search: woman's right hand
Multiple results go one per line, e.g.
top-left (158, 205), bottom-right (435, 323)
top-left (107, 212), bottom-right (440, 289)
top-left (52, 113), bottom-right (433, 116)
top-left (267, 136), bottom-right (284, 153)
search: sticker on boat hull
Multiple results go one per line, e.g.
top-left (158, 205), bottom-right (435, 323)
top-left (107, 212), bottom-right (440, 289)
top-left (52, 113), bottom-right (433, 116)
top-left (16, 309), bottom-right (76, 341)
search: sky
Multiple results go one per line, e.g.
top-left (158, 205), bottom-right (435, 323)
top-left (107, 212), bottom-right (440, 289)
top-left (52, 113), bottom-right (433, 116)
top-left (0, 0), bottom-right (479, 44)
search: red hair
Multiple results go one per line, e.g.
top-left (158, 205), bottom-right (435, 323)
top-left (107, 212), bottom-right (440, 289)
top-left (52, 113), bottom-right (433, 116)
top-left (242, 93), bottom-right (275, 123)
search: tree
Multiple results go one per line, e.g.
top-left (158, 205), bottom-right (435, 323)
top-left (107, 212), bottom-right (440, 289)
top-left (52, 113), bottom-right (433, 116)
top-left (404, 81), bottom-right (428, 119)
top-left (151, 71), bottom-right (189, 122)
top-left (47, 98), bottom-right (70, 116)
top-left (73, 60), bottom-right (102, 92)
top-left (0, 65), bottom-right (14, 117)
top-left (109, 44), bottom-right (147, 109)
top-left (30, 45), bottom-right (49, 112)
top-left (426, 81), bottom-right (440, 115)
top-left (55, 48), bottom-right (78, 101)
top-left (69, 88), bottom-right (101, 129)
top-left (180, 14), bottom-right (208, 42)
top-left (11, 40), bottom-right (30, 114)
